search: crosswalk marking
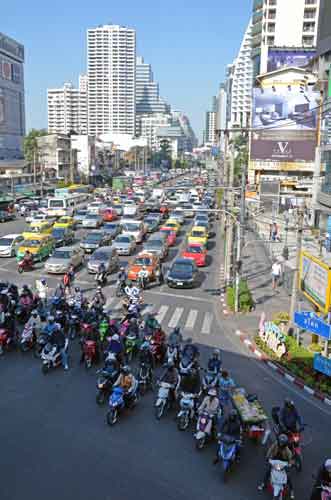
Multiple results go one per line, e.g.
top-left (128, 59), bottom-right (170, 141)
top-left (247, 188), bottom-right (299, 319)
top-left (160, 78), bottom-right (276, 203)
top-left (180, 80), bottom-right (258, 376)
top-left (142, 304), bottom-right (154, 316)
top-left (156, 305), bottom-right (169, 324)
top-left (201, 312), bottom-right (213, 335)
top-left (168, 307), bottom-right (184, 329)
top-left (185, 309), bottom-right (198, 329)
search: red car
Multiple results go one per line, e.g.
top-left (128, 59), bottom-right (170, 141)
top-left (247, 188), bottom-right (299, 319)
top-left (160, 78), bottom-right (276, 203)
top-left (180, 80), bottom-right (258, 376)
top-left (102, 208), bottom-right (118, 222)
top-left (181, 243), bottom-right (207, 267)
top-left (160, 227), bottom-right (176, 246)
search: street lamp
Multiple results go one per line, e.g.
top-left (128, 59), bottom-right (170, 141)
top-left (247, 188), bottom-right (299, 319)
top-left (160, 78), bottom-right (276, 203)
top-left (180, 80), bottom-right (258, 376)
top-left (282, 211), bottom-right (289, 260)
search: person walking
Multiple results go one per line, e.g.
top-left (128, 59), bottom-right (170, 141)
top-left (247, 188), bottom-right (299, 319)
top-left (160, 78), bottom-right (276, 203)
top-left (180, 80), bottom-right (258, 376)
top-left (271, 260), bottom-right (282, 291)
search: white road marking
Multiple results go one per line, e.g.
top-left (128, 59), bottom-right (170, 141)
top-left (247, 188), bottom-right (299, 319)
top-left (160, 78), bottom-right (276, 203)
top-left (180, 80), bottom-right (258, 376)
top-left (168, 307), bottom-right (184, 328)
top-left (155, 305), bottom-right (169, 324)
top-left (201, 312), bottom-right (213, 335)
top-left (184, 309), bottom-right (198, 329)
top-left (143, 305), bottom-right (154, 316)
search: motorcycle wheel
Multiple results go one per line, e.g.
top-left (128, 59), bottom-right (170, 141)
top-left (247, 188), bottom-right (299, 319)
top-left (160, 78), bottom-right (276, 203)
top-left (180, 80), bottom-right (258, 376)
top-left (195, 437), bottom-right (205, 450)
top-left (295, 454), bottom-right (303, 472)
top-left (107, 409), bottom-right (117, 426)
top-left (42, 363), bottom-right (49, 375)
top-left (177, 415), bottom-right (189, 431)
top-left (20, 342), bottom-right (30, 353)
top-left (155, 403), bottom-right (164, 420)
top-left (96, 390), bottom-right (106, 406)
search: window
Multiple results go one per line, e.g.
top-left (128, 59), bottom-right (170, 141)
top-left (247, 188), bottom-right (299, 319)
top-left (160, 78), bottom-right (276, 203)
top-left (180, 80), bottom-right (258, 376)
top-left (302, 36), bottom-right (314, 45)
top-left (267, 36), bottom-right (275, 45)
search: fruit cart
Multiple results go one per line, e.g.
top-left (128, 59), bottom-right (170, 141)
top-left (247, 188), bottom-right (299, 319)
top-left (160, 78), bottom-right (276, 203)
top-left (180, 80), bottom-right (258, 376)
top-left (232, 388), bottom-right (269, 443)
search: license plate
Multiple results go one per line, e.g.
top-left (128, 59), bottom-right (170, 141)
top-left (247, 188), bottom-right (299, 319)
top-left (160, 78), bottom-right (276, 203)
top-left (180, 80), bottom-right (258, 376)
top-left (176, 282), bottom-right (183, 286)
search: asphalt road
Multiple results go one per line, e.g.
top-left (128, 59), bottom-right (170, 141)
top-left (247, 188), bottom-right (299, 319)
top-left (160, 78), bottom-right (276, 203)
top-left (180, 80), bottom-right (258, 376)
top-left (0, 212), bottom-right (330, 500)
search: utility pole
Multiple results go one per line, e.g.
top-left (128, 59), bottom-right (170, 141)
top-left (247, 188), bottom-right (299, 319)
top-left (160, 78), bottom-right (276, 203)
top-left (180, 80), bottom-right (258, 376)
top-left (225, 151), bottom-right (235, 286)
top-left (33, 149), bottom-right (37, 187)
top-left (234, 222), bottom-right (241, 313)
top-left (70, 149), bottom-right (75, 184)
top-left (289, 210), bottom-right (304, 334)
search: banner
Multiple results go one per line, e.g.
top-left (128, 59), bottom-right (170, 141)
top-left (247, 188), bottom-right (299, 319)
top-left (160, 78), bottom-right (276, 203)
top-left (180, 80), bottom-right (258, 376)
top-left (267, 49), bottom-right (315, 73)
top-left (251, 87), bottom-right (319, 162)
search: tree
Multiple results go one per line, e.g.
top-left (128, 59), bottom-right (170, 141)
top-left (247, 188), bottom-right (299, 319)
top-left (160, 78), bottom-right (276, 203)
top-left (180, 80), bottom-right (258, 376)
top-left (229, 134), bottom-right (248, 184)
top-left (23, 129), bottom-right (48, 163)
top-left (159, 139), bottom-right (172, 169)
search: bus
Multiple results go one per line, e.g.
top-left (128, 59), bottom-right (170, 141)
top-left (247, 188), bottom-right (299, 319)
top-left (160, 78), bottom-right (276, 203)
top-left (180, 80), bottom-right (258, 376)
top-left (54, 184), bottom-right (92, 197)
top-left (46, 193), bottom-right (90, 217)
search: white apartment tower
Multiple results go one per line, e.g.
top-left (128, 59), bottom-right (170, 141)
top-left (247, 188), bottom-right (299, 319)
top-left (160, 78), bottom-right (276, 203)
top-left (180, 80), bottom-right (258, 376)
top-left (87, 24), bottom-right (136, 136)
top-left (252, 0), bottom-right (320, 76)
top-left (78, 74), bottom-right (88, 134)
top-left (226, 19), bottom-right (253, 129)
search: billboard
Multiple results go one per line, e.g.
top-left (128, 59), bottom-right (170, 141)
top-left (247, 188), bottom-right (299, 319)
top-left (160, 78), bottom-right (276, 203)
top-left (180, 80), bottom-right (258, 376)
top-left (267, 49), bottom-right (316, 73)
top-left (300, 251), bottom-right (331, 313)
top-left (317, 0), bottom-right (331, 57)
top-left (251, 86), bottom-right (319, 162)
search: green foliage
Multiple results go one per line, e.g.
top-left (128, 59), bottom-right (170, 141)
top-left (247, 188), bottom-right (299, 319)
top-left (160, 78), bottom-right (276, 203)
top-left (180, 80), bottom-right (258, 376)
top-left (56, 180), bottom-right (71, 188)
top-left (216, 188), bottom-right (223, 209)
top-left (227, 279), bottom-right (254, 312)
top-left (273, 311), bottom-right (290, 325)
top-left (23, 129), bottom-right (48, 163)
top-left (308, 343), bottom-right (323, 353)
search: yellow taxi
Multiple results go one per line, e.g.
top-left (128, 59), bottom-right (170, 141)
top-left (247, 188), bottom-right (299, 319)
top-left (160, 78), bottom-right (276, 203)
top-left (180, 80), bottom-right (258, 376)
top-left (187, 226), bottom-right (208, 247)
top-left (53, 216), bottom-right (76, 230)
top-left (164, 219), bottom-right (180, 234)
top-left (112, 196), bottom-right (121, 205)
top-left (16, 233), bottom-right (55, 262)
top-left (28, 220), bottom-right (53, 235)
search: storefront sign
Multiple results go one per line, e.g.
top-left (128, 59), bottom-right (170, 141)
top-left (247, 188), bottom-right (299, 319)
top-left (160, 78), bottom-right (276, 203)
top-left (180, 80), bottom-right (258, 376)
top-left (314, 354), bottom-right (331, 377)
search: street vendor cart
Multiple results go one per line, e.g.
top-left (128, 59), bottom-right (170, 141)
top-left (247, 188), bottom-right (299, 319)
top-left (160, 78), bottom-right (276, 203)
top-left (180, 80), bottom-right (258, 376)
top-left (232, 388), bottom-right (270, 444)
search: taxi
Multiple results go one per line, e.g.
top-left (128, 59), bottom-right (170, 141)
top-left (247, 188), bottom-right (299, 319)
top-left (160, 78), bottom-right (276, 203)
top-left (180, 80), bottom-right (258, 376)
top-left (159, 226), bottom-right (177, 246)
top-left (127, 252), bottom-right (161, 282)
top-left (16, 233), bottom-right (55, 262)
top-left (187, 226), bottom-right (208, 247)
top-left (112, 196), bottom-right (121, 205)
top-left (164, 219), bottom-right (180, 234)
top-left (181, 243), bottom-right (207, 267)
top-left (53, 216), bottom-right (76, 230)
top-left (28, 220), bottom-right (53, 235)
top-left (102, 207), bottom-right (118, 222)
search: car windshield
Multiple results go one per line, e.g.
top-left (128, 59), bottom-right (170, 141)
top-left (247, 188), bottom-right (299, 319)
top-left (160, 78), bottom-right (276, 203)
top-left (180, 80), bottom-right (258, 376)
top-left (92, 252), bottom-right (108, 261)
top-left (186, 246), bottom-right (203, 254)
top-left (116, 236), bottom-right (131, 243)
top-left (161, 229), bottom-right (171, 235)
top-left (104, 223), bottom-right (117, 230)
top-left (86, 214), bottom-right (99, 219)
top-left (52, 228), bottom-right (65, 237)
top-left (134, 257), bottom-right (152, 266)
top-left (52, 251), bottom-right (71, 259)
top-left (76, 210), bottom-right (87, 216)
top-left (122, 223), bottom-right (140, 232)
top-left (145, 219), bottom-right (155, 224)
top-left (22, 240), bottom-right (42, 247)
top-left (146, 240), bottom-right (162, 249)
top-left (49, 199), bottom-right (64, 208)
top-left (0, 238), bottom-right (14, 246)
top-left (191, 230), bottom-right (204, 237)
top-left (86, 233), bottom-right (102, 242)
top-left (172, 262), bottom-right (192, 273)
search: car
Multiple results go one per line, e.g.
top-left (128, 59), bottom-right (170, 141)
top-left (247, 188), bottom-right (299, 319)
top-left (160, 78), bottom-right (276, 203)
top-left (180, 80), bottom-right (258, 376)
top-left (0, 234), bottom-right (25, 257)
top-left (127, 252), bottom-right (161, 282)
top-left (143, 233), bottom-right (168, 261)
top-left (16, 234), bottom-right (55, 262)
top-left (181, 243), bottom-right (207, 267)
top-left (28, 212), bottom-right (56, 224)
top-left (167, 257), bottom-right (198, 288)
top-left (194, 219), bottom-right (210, 236)
top-left (87, 246), bottom-right (119, 274)
top-left (53, 216), bottom-right (76, 230)
top-left (164, 219), bottom-right (180, 234)
top-left (170, 209), bottom-right (185, 225)
top-left (148, 212), bottom-right (162, 225)
top-left (159, 227), bottom-right (177, 246)
top-left (25, 210), bottom-right (40, 223)
top-left (51, 227), bottom-right (75, 247)
top-left (114, 204), bottom-right (123, 216)
top-left (45, 247), bottom-right (84, 274)
top-left (73, 209), bottom-right (88, 225)
top-left (187, 226), bottom-right (208, 247)
top-left (112, 233), bottom-right (136, 256)
top-left (102, 207), bottom-right (118, 222)
top-left (87, 201), bottom-right (107, 214)
top-left (27, 220), bottom-right (53, 236)
top-left (82, 213), bottom-right (103, 229)
top-left (120, 220), bottom-right (145, 244)
top-left (80, 230), bottom-right (112, 254)
top-left (103, 222), bottom-right (122, 239)
top-left (181, 203), bottom-right (195, 218)
top-left (0, 210), bottom-right (15, 222)
top-left (143, 217), bottom-right (159, 233)
top-left (144, 198), bottom-right (161, 212)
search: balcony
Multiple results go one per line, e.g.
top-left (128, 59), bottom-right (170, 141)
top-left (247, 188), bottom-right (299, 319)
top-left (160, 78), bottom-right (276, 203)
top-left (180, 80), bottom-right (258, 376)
top-left (253, 0), bottom-right (263, 10)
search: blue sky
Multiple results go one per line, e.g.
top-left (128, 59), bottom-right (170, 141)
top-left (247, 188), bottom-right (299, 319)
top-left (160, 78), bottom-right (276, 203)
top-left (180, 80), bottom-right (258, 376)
top-left (2, 0), bottom-right (252, 141)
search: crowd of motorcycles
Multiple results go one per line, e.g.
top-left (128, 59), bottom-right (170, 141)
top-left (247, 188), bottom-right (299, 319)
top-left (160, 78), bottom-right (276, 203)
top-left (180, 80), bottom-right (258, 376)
top-left (1, 280), bottom-right (330, 500)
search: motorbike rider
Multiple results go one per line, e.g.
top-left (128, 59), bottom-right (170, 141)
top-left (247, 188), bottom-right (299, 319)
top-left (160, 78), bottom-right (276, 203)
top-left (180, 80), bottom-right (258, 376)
top-left (54, 283), bottom-right (65, 300)
top-left (50, 323), bottom-right (69, 371)
top-left (124, 280), bottom-right (141, 302)
top-left (145, 313), bottom-right (160, 335)
top-left (73, 286), bottom-right (83, 308)
top-left (43, 315), bottom-right (60, 337)
top-left (197, 388), bottom-right (220, 435)
top-left (181, 338), bottom-right (199, 364)
top-left (218, 370), bottom-right (235, 412)
top-left (22, 250), bottom-right (33, 268)
top-left (279, 399), bottom-right (303, 434)
top-left (20, 284), bottom-right (34, 302)
top-left (97, 262), bottom-right (107, 284)
top-left (118, 266), bottom-right (127, 285)
top-left (310, 459), bottom-right (331, 500)
top-left (258, 433), bottom-right (294, 498)
top-left (137, 265), bottom-right (149, 288)
top-left (92, 286), bottom-right (106, 309)
top-left (107, 333), bottom-right (124, 363)
top-left (207, 349), bottom-right (222, 374)
top-left (214, 409), bottom-right (242, 463)
top-left (168, 326), bottom-right (183, 347)
top-left (126, 317), bottom-right (140, 338)
top-left (159, 361), bottom-right (180, 403)
top-left (139, 340), bottom-right (155, 370)
top-left (25, 310), bottom-right (43, 338)
top-left (113, 365), bottom-right (137, 403)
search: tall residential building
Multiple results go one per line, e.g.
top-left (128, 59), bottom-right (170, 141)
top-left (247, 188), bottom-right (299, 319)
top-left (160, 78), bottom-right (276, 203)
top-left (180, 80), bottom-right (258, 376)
top-left (136, 56), bottom-right (168, 115)
top-left (226, 19), bottom-right (253, 129)
top-left (0, 32), bottom-right (25, 160)
top-left (252, 0), bottom-right (320, 77)
top-left (171, 110), bottom-right (197, 152)
top-left (205, 110), bottom-right (217, 145)
top-left (48, 77), bottom-right (87, 135)
top-left (87, 24), bottom-right (136, 137)
top-left (216, 83), bottom-right (227, 152)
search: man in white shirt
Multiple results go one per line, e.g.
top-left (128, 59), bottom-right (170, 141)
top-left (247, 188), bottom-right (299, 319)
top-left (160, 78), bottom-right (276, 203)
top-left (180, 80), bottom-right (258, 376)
top-left (271, 261), bottom-right (282, 290)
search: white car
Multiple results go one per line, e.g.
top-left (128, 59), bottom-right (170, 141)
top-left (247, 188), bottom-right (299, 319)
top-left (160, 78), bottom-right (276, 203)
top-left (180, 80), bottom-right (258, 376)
top-left (123, 200), bottom-right (140, 218)
top-left (0, 234), bottom-right (25, 257)
top-left (121, 220), bottom-right (145, 243)
top-left (87, 201), bottom-right (107, 215)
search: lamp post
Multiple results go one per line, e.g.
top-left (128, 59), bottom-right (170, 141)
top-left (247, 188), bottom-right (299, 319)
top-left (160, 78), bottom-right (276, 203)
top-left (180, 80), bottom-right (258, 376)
top-left (282, 211), bottom-right (289, 260)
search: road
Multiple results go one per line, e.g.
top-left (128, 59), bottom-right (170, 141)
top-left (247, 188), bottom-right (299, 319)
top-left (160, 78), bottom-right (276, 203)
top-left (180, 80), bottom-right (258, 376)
top-left (0, 212), bottom-right (330, 500)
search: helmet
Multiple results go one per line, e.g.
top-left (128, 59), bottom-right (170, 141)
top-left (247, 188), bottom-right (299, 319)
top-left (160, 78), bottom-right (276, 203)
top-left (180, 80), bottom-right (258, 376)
top-left (284, 398), bottom-right (294, 408)
top-left (173, 326), bottom-right (180, 335)
top-left (140, 341), bottom-right (149, 351)
top-left (130, 317), bottom-right (137, 324)
top-left (212, 348), bottom-right (221, 359)
top-left (121, 365), bottom-right (130, 374)
top-left (112, 334), bottom-right (119, 342)
top-left (120, 267), bottom-right (125, 271)
top-left (229, 409), bottom-right (237, 421)
top-left (208, 388), bottom-right (217, 397)
top-left (41, 278), bottom-right (46, 285)
top-left (48, 315), bottom-right (55, 323)
top-left (278, 434), bottom-right (289, 448)
top-left (75, 287), bottom-right (80, 293)
top-left (22, 284), bottom-right (29, 291)
top-left (142, 265), bottom-right (147, 270)
top-left (97, 286), bottom-right (102, 291)
top-left (325, 459), bottom-right (331, 473)
top-left (32, 310), bottom-right (38, 317)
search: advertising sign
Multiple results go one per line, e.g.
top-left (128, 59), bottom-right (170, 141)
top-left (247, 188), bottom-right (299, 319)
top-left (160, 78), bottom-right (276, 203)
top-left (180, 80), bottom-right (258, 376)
top-left (259, 315), bottom-right (287, 358)
top-left (251, 87), bottom-right (319, 162)
top-left (300, 252), bottom-right (331, 313)
top-left (313, 354), bottom-right (331, 377)
top-left (267, 49), bottom-right (316, 73)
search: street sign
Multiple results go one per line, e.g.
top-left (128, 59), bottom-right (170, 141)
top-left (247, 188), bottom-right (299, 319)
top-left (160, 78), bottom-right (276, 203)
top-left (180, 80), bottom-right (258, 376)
top-left (314, 354), bottom-right (331, 377)
top-left (294, 311), bottom-right (331, 340)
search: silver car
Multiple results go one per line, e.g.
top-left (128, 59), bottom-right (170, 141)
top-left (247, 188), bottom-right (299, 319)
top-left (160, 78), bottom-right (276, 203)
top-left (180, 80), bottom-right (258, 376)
top-left (45, 247), bottom-right (84, 274)
top-left (143, 233), bottom-right (168, 261)
top-left (87, 246), bottom-right (119, 274)
top-left (82, 213), bottom-right (103, 229)
top-left (113, 233), bottom-right (136, 256)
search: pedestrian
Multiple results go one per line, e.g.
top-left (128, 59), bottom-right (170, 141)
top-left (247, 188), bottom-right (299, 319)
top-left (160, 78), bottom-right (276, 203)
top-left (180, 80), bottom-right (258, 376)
top-left (159, 264), bottom-right (164, 285)
top-left (63, 264), bottom-right (75, 295)
top-left (271, 222), bottom-right (279, 242)
top-left (271, 260), bottom-right (282, 291)
top-left (269, 224), bottom-right (273, 241)
top-left (36, 278), bottom-right (49, 307)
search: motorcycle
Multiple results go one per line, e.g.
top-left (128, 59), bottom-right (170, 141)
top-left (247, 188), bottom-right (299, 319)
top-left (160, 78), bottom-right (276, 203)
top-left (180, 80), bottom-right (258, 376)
top-left (40, 339), bottom-right (69, 374)
top-left (0, 327), bottom-right (15, 355)
top-left (287, 431), bottom-right (303, 472)
top-left (106, 380), bottom-right (138, 426)
top-left (217, 434), bottom-right (241, 482)
top-left (318, 484), bottom-right (331, 500)
top-left (18, 259), bottom-right (34, 273)
top-left (80, 320), bottom-right (95, 338)
top-left (154, 381), bottom-right (173, 419)
top-left (82, 339), bottom-right (97, 369)
top-left (96, 362), bottom-right (120, 405)
top-left (19, 323), bottom-right (35, 352)
top-left (166, 343), bottom-right (179, 366)
top-left (149, 336), bottom-right (165, 364)
top-left (267, 460), bottom-right (289, 499)
top-left (16, 296), bottom-right (34, 323)
top-left (95, 272), bottom-right (107, 287)
top-left (137, 361), bottom-right (153, 396)
top-left (177, 392), bottom-right (196, 431)
top-left (67, 311), bottom-right (80, 340)
top-left (179, 354), bottom-right (195, 375)
top-left (202, 370), bottom-right (219, 393)
top-left (125, 334), bottom-right (140, 362)
top-left (116, 280), bottom-right (126, 297)
top-left (195, 411), bottom-right (219, 450)
top-left (34, 333), bottom-right (50, 358)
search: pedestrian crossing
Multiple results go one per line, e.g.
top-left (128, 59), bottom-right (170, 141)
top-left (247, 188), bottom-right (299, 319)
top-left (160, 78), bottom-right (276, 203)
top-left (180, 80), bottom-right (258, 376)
top-left (104, 297), bottom-right (215, 336)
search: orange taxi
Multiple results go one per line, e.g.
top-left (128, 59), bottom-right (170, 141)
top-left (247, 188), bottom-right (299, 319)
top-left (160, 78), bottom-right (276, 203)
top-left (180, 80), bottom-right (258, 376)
top-left (102, 207), bottom-right (118, 222)
top-left (127, 252), bottom-right (161, 282)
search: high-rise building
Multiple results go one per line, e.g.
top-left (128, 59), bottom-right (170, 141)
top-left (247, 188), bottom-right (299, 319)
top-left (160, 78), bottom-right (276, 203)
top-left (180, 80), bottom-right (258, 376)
top-left (140, 113), bottom-right (172, 150)
top-left (205, 110), bottom-right (217, 145)
top-left (0, 32), bottom-right (25, 160)
top-left (48, 81), bottom-right (81, 134)
top-left (226, 19), bottom-right (253, 129)
top-left (136, 56), bottom-right (168, 115)
top-left (87, 24), bottom-right (136, 136)
top-left (252, 0), bottom-right (320, 77)
top-left (78, 74), bottom-right (88, 134)
top-left (216, 83), bottom-right (227, 152)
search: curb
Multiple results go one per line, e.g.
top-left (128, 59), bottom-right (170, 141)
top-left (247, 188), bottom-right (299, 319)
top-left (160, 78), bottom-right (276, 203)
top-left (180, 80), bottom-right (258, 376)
top-left (219, 265), bottom-right (229, 316)
top-left (235, 329), bottom-right (331, 407)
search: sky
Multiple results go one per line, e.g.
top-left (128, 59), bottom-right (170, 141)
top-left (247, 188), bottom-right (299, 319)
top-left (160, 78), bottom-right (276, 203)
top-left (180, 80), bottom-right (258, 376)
top-left (2, 0), bottom-right (252, 142)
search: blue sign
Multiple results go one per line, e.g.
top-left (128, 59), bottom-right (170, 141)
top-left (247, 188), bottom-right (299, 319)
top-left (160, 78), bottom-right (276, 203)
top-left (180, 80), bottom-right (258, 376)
top-left (314, 354), bottom-right (331, 377)
top-left (294, 311), bottom-right (331, 340)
